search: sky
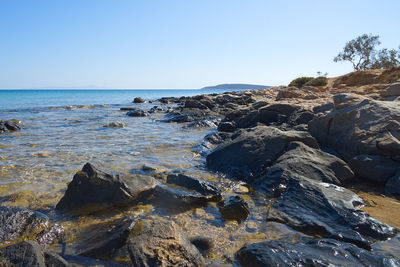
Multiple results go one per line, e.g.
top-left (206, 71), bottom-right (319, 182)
top-left (0, 0), bottom-right (399, 89)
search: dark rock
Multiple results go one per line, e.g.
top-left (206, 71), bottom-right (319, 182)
top-left (349, 154), bottom-right (399, 184)
top-left (257, 104), bottom-right (297, 125)
top-left (56, 163), bottom-right (157, 214)
top-left (266, 175), bottom-right (397, 249)
top-left (153, 184), bottom-right (220, 210)
top-left (128, 219), bottom-right (205, 266)
top-left (0, 206), bottom-right (61, 245)
top-left (251, 101), bottom-right (268, 109)
top-left (183, 119), bottom-right (219, 128)
top-left (218, 122), bottom-right (236, 132)
top-left (166, 173), bottom-right (221, 197)
top-left (313, 102), bottom-right (334, 114)
top-left (218, 196), bottom-right (250, 221)
top-left (127, 109), bottom-right (147, 117)
top-left (206, 126), bottom-right (319, 182)
top-left (204, 132), bottom-right (231, 145)
top-left (0, 240), bottom-right (70, 267)
top-left (385, 171), bottom-right (400, 196)
top-left (133, 97), bottom-right (145, 103)
top-left (190, 236), bottom-right (213, 256)
top-left (0, 120), bottom-right (21, 133)
top-left (148, 105), bottom-right (171, 113)
top-left (262, 141), bottom-right (354, 186)
top-left (76, 216), bottom-right (137, 260)
top-left (236, 238), bottom-right (399, 267)
top-left (103, 122), bottom-right (126, 128)
top-left (120, 107), bottom-right (139, 111)
top-left (184, 99), bottom-right (209, 110)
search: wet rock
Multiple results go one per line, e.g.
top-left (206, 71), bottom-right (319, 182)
top-left (385, 171), bottom-right (400, 196)
top-left (206, 126), bottom-right (318, 182)
top-left (266, 175), bottom-right (397, 249)
top-left (218, 196), bottom-right (250, 221)
top-left (183, 119), bottom-right (219, 128)
top-left (349, 154), bottom-right (399, 183)
top-left (0, 206), bottom-right (60, 245)
top-left (76, 216), bottom-right (137, 260)
top-left (127, 109), bottom-right (147, 117)
top-left (148, 105), bottom-right (171, 113)
top-left (128, 219), bottom-right (204, 266)
top-left (120, 107), bottom-right (139, 111)
top-left (236, 238), bottom-right (399, 267)
top-left (36, 223), bottom-right (65, 247)
top-left (308, 93), bottom-right (400, 160)
top-left (56, 163), bottom-right (157, 214)
top-left (133, 97), bottom-right (145, 103)
top-left (0, 240), bottom-right (70, 267)
top-left (103, 122), bottom-right (126, 128)
top-left (217, 121), bottom-right (236, 132)
top-left (166, 173), bottom-right (221, 197)
top-left (264, 141), bottom-right (354, 185)
top-left (0, 120), bottom-right (21, 133)
top-left (204, 131), bottom-right (231, 145)
top-left (153, 184), bottom-right (220, 210)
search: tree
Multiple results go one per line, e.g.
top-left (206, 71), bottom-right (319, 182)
top-left (334, 34), bottom-right (380, 70)
top-left (334, 34), bottom-right (400, 70)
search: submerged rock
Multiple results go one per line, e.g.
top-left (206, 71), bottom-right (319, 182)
top-left (218, 196), bottom-right (250, 221)
top-left (206, 126), bottom-right (318, 182)
top-left (0, 206), bottom-right (62, 246)
top-left (76, 216), bottom-right (138, 260)
top-left (56, 163), bottom-right (157, 214)
top-left (128, 219), bottom-right (204, 266)
top-left (236, 238), bottom-right (399, 267)
top-left (166, 173), bottom-right (221, 197)
top-left (0, 120), bottom-right (21, 133)
top-left (103, 122), bottom-right (126, 128)
top-left (0, 240), bottom-right (70, 267)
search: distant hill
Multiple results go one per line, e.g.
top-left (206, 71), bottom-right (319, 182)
top-left (201, 84), bottom-right (269, 90)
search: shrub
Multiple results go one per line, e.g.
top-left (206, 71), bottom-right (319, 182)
top-left (288, 77), bottom-right (314, 88)
top-left (304, 76), bottom-right (327, 86)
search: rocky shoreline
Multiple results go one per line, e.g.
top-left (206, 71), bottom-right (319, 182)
top-left (0, 68), bottom-right (400, 266)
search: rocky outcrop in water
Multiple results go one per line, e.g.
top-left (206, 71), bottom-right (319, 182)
top-left (128, 219), bottom-right (205, 267)
top-left (56, 163), bottom-right (157, 214)
top-left (218, 195), bottom-right (250, 221)
top-left (0, 120), bottom-right (21, 133)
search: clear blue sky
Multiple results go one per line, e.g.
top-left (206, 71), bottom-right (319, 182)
top-left (0, 0), bottom-right (399, 89)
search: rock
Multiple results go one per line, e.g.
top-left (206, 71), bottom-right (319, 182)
top-left (153, 184), bottom-right (220, 210)
top-left (148, 105), bottom-right (171, 113)
top-left (258, 104), bottom-right (297, 125)
top-left (218, 196), bottom-right (250, 221)
top-left (103, 122), bottom-right (126, 128)
top-left (204, 132), bottom-right (231, 145)
top-left (120, 107), bottom-right (139, 111)
top-left (236, 238), bottom-right (399, 267)
top-left (56, 163), bottom-right (157, 214)
top-left (263, 141), bottom-right (354, 185)
top-left (133, 97), bottom-right (145, 103)
top-left (127, 109), bottom-right (147, 117)
top-left (166, 173), bottom-right (221, 197)
top-left (385, 171), bottom-right (400, 196)
top-left (190, 236), bottom-right (213, 256)
top-left (381, 83), bottom-right (400, 97)
top-left (206, 126), bottom-right (319, 182)
top-left (266, 175), bottom-right (397, 249)
top-left (0, 206), bottom-right (62, 246)
top-left (0, 120), bottom-right (21, 133)
top-left (308, 93), bottom-right (400, 160)
top-left (313, 102), bottom-right (334, 114)
top-left (76, 216), bottom-right (137, 260)
top-left (0, 240), bottom-right (70, 267)
top-left (218, 122), bottom-right (236, 132)
top-left (349, 154), bottom-right (399, 183)
top-left (183, 119), bottom-right (219, 128)
top-left (128, 219), bottom-right (204, 266)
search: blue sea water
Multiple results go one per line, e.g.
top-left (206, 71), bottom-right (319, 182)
top-left (0, 89), bottom-right (234, 110)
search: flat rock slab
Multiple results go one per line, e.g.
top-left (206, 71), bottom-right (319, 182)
top-left (166, 173), bottom-right (221, 196)
top-left (76, 216), bottom-right (138, 260)
top-left (128, 219), bottom-right (204, 267)
top-left (56, 163), bottom-right (157, 214)
top-left (236, 238), bottom-right (399, 267)
top-left (206, 126), bottom-right (318, 181)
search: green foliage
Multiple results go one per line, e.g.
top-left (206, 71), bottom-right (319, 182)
top-left (288, 77), bottom-right (314, 88)
top-left (334, 34), bottom-right (400, 70)
top-left (304, 76), bottom-right (327, 86)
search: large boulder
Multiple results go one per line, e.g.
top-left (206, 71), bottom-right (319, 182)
top-left (0, 120), bottom-right (21, 133)
top-left (127, 219), bottom-right (204, 266)
top-left (0, 240), bottom-right (70, 267)
top-left (218, 196), bottom-right (250, 221)
top-left (76, 216), bottom-right (137, 260)
top-left (0, 206), bottom-right (63, 246)
top-left (266, 174), bottom-right (397, 249)
top-left (206, 126), bottom-right (319, 182)
top-left (56, 163), bottom-right (157, 214)
top-left (308, 93), bottom-right (400, 160)
top-left (236, 238), bottom-right (399, 267)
